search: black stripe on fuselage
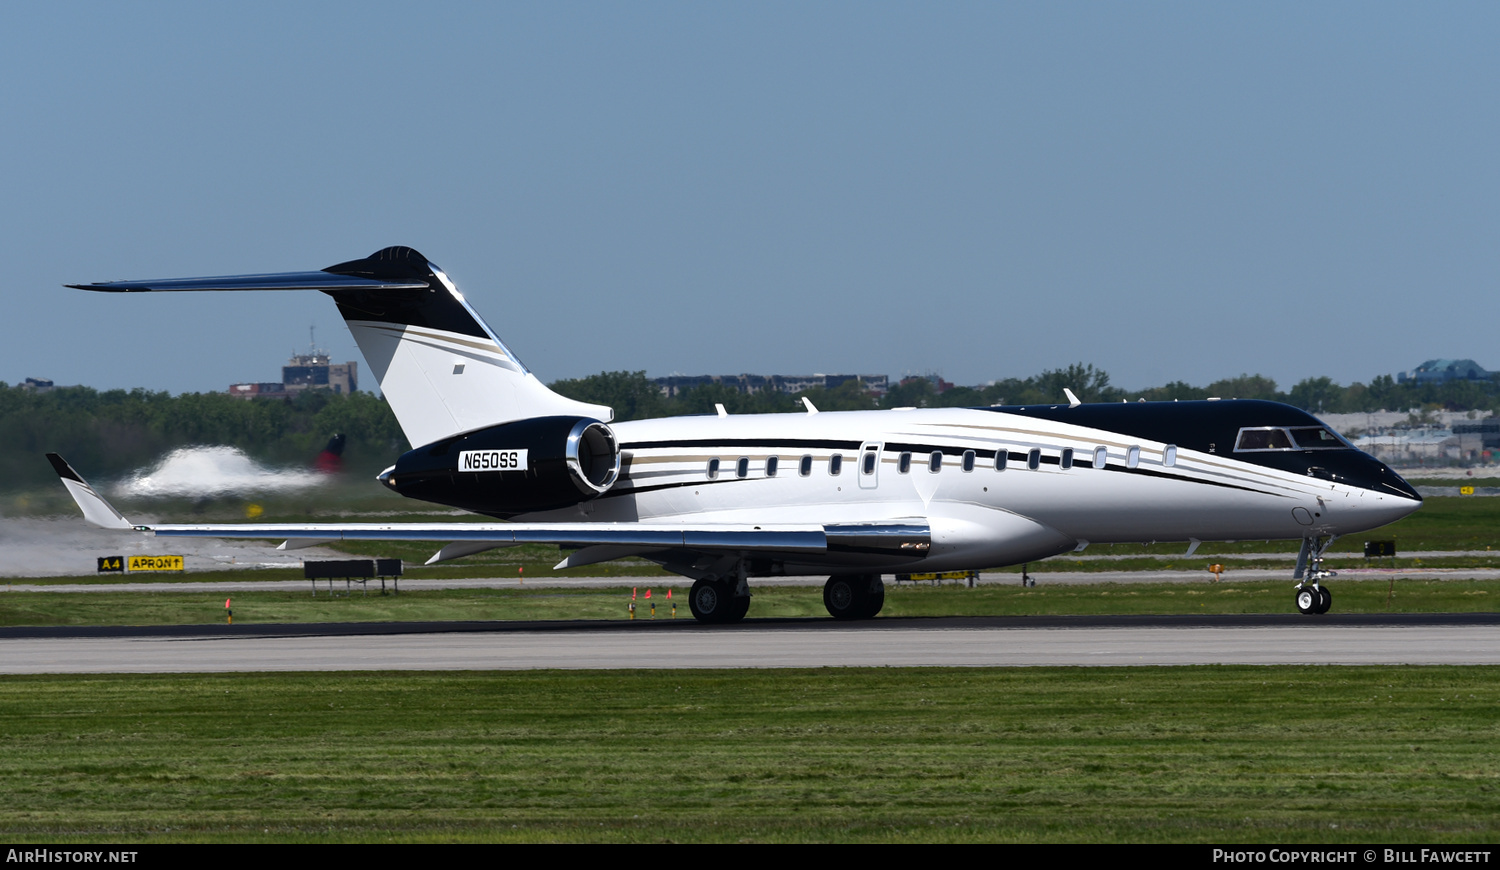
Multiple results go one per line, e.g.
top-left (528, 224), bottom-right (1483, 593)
top-left (622, 438), bottom-right (865, 451)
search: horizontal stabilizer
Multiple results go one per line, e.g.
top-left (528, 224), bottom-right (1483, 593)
top-left (66, 246), bottom-right (614, 446)
top-left (66, 272), bottom-right (427, 293)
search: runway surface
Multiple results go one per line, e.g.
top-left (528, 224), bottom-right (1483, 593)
top-left (3, 614), bottom-right (1497, 673)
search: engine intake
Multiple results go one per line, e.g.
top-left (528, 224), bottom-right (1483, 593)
top-left (379, 416), bottom-right (619, 516)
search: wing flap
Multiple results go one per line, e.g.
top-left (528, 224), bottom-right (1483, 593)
top-left (143, 521), bottom-right (831, 553)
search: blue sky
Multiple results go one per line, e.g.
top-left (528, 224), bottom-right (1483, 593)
top-left (5, 3), bottom-right (1497, 395)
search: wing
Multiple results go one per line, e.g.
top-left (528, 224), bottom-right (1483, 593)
top-left (46, 454), bottom-right (930, 568)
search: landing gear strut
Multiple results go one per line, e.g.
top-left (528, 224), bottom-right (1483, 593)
top-left (823, 574), bottom-right (885, 620)
top-left (1293, 535), bottom-right (1337, 615)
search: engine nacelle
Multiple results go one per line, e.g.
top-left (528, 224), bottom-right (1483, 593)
top-left (378, 416), bottom-right (620, 516)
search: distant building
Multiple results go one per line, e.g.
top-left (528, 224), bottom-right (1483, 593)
top-left (653, 373), bottom-right (888, 398)
top-left (18, 377), bottom-right (54, 393)
top-left (1396, 359), bottom-right (1492, 384)
top-left (229, 350), bottom-right (357, 400)
top-left (227, 382), bottom-right (291, 400)
top-left (1352, 429), bottom-right (1482, 464)
top-left (281, 351), bottom-right (357, 395)
top-left (1452, 417), bottom-right (1500, 451)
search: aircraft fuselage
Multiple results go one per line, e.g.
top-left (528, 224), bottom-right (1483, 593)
top-left (518, 400), bottom-right (1420, 576)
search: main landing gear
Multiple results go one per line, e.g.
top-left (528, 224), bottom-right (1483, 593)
top-left (823, 574), bottom-right (886, 620)
top-left (688, 576), bottom-right (751, 624)
top-left (683, 567), bottom-right (888, 623)
top-left (1293, 535), bottom-right (1337, 615)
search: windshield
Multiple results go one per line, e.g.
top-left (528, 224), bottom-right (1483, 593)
top-left (1235, 425), bottom-right (1350, 452)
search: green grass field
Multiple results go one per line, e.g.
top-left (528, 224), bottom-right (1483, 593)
top-left (0, 668), bottom-right (1495, 843)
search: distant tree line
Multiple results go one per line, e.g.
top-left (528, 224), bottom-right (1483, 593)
top-left (7, 365), bottom-right (1496, 488)
top-left (0, 385), bottom-right (405, 489)
top-left (553, 365), bottom-right (1500, 421)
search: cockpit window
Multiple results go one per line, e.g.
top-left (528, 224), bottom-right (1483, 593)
top-left (1235, 428), bottom-right (1295, 451)
top-left (1236, 426), bottom-right (1350, 452)
top-left (1288, 427), bottom-right (1348, 449)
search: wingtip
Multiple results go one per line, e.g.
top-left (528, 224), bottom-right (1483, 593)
top-left (46, 453), bottom-right (82, 482)
top-left (48, 453), bottom-right (133, 530)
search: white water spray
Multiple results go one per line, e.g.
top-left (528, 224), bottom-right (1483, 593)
top-left (113, 446), bottom-right (325, 497)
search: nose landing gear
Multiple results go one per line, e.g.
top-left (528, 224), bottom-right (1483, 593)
top-left (1295, 584), bottom-right (1332, 615)
top-left (1293, 535), bottom-right (1337, 615)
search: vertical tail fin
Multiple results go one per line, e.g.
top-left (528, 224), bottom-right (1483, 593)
top-left (320, 247), bottom-right (611, 447)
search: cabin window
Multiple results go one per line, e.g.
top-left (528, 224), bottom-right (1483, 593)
top-left (862, 450), bottom-right (878, 475)
top-left (1127, 445), bottom-right (1140, 469)
top-left (962, 450), bottom-right (976, 472)
top-left (1094, 446), bottom-right (1108, 468)
top-left (899, 452), bottom-right (912, 474)
top-left (736, 457), bottom-right (749, 478)
top-left (766, 456), bottom-right (779, 477)
top-left (1164, 445), bottom-right (1178, 467)
top-left (1027, 448), bottom-right (1041, 470)
top-left (1060, 448), bottom-right (1074, 470)
top-left (929, 451), bottom-right (943, 473)
top-left (707, 458), bottom-right (720, 479)
top-left (799, 455), bottom-right (813, 477)
top-left (829, 454), bottom-right (843, 475)
top-left (995, 451), bottom-right (1008, 471)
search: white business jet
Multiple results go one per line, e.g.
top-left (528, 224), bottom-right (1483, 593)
top-left (53, 247), bottom-right (1422, 621)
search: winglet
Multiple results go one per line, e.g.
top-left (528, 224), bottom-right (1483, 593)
top-left (1063, 388), bottom-right (1081, 408)
top-left (46, 454), bottom-right (134, 530)
top-left (802, 397), bottom-right (819, 414)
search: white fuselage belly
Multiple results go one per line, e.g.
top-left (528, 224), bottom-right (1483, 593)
top-left (521, 407), bottom-right (1417, 573)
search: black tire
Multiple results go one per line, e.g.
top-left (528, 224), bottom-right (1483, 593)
top-left (689, 578), bottom-right (733, 624)
top-left (1295, 586), bottom-right (1319, 615)
top-left (1316, 586), bottom-right (1332, 614)
top-left (727, 593), bottom-right (751, 623)
top-left (824, 575), bottom-right (865, 620)
top-left (861, 575), bottom-right (885, 618)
